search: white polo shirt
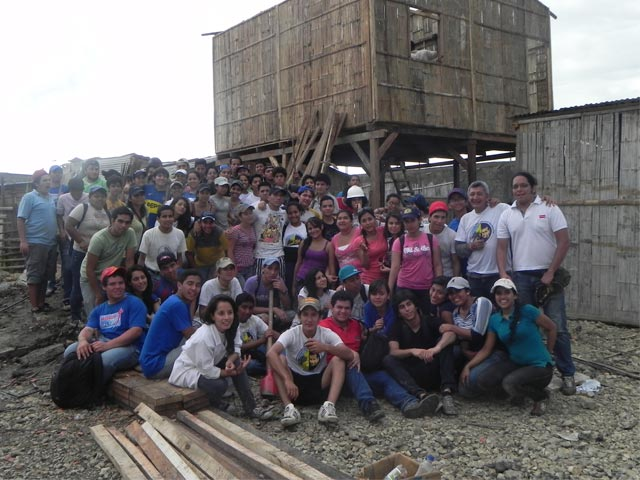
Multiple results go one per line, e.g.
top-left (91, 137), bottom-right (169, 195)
top-left (497, 196), bottom-right (568, 271)
top-left (455, 203), bottom-right (509, 274)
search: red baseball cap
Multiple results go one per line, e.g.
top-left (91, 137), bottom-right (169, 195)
top-left (428, 201), bottom-right (448, 216)
top-left (100, 266), bottom-right (126, 284)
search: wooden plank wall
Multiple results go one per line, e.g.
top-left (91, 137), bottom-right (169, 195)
top-left (374, 0), bottom-right (551, 135)
top-left (213, 0), bottom-right (372, 154)
top-left (516, 108), bottom-right (640, 326)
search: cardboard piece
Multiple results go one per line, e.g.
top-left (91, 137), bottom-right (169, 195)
top-left (358, 453), bottom-right (441, 480)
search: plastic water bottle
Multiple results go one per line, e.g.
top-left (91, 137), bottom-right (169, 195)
top-left (383, 464), bottom-right (407, 480)
top-left (414, 455), bottom-right (436, 477)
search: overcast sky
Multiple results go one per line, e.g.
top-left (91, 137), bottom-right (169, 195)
top-left (1, 0), bottom-right (638, 174)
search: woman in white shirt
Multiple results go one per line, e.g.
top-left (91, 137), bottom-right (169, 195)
top-left (169, 295), bottom-right (274, 419)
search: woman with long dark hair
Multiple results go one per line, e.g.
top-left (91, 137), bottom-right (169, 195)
top-left (356, 208), bottom-right (387, 284)
top-left (169, 295), bottom-right (274, 419)
top-left (380, 212), bottom-right (403, 275)
top-left (297, 268), bottom-right (335, 319)
top-left (171, 197), bottom-right (194, 238)
top-left (292, 217), bottom-right (335, 290)
top-left (126, 265), bottom-right (160, 323)
top-left (461, 278), bottom-right (557, 416)
top-left (331, 210), bottom-right (362, 271)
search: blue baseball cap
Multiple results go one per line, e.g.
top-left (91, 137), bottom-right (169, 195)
top-left (263, 258), bottom-right (281, 267)
top-left (338, 265), bottom-right (361, 283)
top-left (297, 185), bottom-right (314, 194)
top-left (401, 207), bottom-right (421, 220)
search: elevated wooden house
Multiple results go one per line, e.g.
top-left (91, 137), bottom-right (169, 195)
top-left (211, 0), bottom-right (553, 205)
top-left (515, 98), bottom-right (640, 326)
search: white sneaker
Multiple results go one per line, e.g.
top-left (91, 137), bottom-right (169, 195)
top-left (318, 401), bottom-right (338, 424)
top-left (281, 403), bottom-right (301, 427)
top-left (251, 405), bottom-right (276, 421)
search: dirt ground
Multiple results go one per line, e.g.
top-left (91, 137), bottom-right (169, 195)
top-left (1, 276), bottom-right (639, 479)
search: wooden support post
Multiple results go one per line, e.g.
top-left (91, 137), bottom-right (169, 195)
top-left (467, 140), bottom-right (477, 183)
top-left (90, 425), bottom-right (147, 480)
top-left (369, 137), bottom-right (382, 208)
top-left (453, 160), bottom-right (461, 188)
top-left (349, 142), bottom-right (371, 175)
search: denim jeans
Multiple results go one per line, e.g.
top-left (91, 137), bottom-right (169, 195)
top-left (70, 249), bottom-right (86, 320)
top-left (197, 358), bottom-right (256, 414)
top-left (382, 344), bottom-right (457, 396)
top-left (467, 273), bottom-right (501, 300)
top-left (60, 238), bottom-right (73, 302)
top-left (458, 350), bottom-right (516, 398)
top-left (513, 271), bottom-right (576, 376)
top-left (364, 369), bottom-right (417, 411)
top-left (502, 364), bottom-right (553, 402)
top-left (64, 337), bottom-right (140, 385)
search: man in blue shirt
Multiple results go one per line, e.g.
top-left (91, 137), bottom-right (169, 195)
top-left (17, 169), bottom-right (60, 315)
top-left (139, 269), bottom-right (201, 379)
top-left (63, 266), bottom-right (147, 384)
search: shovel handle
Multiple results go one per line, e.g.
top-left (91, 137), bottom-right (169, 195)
top-left (267, 289), bottom-right (274, 350)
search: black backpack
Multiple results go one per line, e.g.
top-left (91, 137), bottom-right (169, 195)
top-left (50, 352), bottom-right (104, 409)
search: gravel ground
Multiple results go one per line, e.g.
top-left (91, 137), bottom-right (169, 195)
top-left (0, 278), bottom-right (638, 479)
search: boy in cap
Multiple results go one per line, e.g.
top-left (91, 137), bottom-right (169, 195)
top-left (253, 187), bottom-right (287, 275)
top-left (267, 297), bottom-right (353, 427)
top-left (243, 258), bottom-right (293, 330)
top-left (198, 257), bottom-right (243, 317)
top-left (185, 211), bottom-right (228, 280)
top-left (64, 266), bottom-right (147, 384)
top-left (153, 251), bottom-right (180, 302)
top-left (424, 201), bottom-right (460, 277)
top-left (337, 265), bottom-right (369, 322)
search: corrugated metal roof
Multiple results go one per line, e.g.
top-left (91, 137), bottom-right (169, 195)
top-left (515, 97), bottom-right (640, 121)
top-left (0, 172), bottom-right (33, 185)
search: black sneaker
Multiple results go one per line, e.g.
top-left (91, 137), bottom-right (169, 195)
top-left (403, 393), bottom-right (440, 418)
top-left (363, 400), bottom-right (385, 423)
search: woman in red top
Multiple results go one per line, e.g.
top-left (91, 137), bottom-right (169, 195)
top-left (356, 208), bottom-right (388, 284)
top-left (331, 210), bottom-right (362, 272)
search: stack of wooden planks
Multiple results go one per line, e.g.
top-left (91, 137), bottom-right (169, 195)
top-left (91, 402), bottom-right (344, 480)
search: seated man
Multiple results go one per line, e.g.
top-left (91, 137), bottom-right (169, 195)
top-left (63, 266), bottom-right (146, 385)
top-left (267, 298), bottom-right (352, 427)
top-left (243, 258), bottom-right (294, 331)
top-left (236, 293), bottom-right (279, 377)
top-left (199, 257), bottom-right (243, 318)
top-left (319, 292), bottom-right (440, 422)
top-left (383, 289), bottom-right (458, 415)
top-left (152, 252), bottom-right (179, 303)
top-left (139, 269), bottom-right (202, 379)
top-left (337, 265), bottom-right (369, 321)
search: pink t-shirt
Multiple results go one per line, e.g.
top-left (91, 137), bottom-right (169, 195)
top-left (331, 229), bottom-right (362, 270)
top-left (392, 233), bottom-right (439, 290)
top-left (354, 227), bottom-right (387, 284)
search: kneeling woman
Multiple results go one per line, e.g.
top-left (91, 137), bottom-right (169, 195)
top-left (461, 278), bottom-right (557, 416)
top-left (169, 295), bottom-right (274, 419)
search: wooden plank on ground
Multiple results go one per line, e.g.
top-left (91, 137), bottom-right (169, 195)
top-left (125, 421), bottom-right (183, 480)
top-left (195, 410), bottom-right (334, 480)
top-left (171, 420), bottom-right (257, 479)
top-left (135, 403), bottom-right (236, 480)
top-left (178, 410), bottom-right (305, 480)
top-left (140, 421), bottom-right (202, 480)
top-left (90, 424), bottom-right (146, 480)
top-left (108, 426), bottom-right (164, 480)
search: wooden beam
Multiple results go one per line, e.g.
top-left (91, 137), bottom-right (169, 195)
top-left (140, 422), bottom-right (202, 480)
top-left (108, 427), bottom-right (164, 480)
top-left (377, 131), bottom-right (399, 160)
top-left (369, 137), bottom-right (382, 208)
top-left (334, 129), bottom-right (387, 146)
top-left (90, 425), bottom-right (147, 480)
top-left (349, 142), bottom-right (371, 175)
top-left (467, 140), bottom-right (477, 183)
top-left (135, 403), bottom-right (235, 480)
top-left (125, 421), bottom-right (183, 480)
top-left (177, 411), bottom-right (303, 480)
top-left (445, 148), bottom-right (469, 170)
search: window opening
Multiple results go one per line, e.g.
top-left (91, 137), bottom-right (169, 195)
top-left (410, 7), bottom-right (439, 62)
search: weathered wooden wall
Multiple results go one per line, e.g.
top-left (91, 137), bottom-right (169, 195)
top-left (374, 0), bottom-right (551, 135)
top-left (516, 103), bottom-right (640, 326)
top-left (212, 0), bottom-right (552, 154)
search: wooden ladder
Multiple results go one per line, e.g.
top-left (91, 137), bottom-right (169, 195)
top-left (389, 159), bottom-right (415, 198)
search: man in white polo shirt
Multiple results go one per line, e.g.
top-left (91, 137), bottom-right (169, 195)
top-left (496, 171), bottom-right (576, 396)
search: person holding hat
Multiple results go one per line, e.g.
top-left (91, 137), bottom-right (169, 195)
top-left (198, 257), bottom-right (243, 317)
top-left (424, 201), bottom-right (460, 277)
top-left (447, 188), bottom-right (470, 232)
top-left (496, 171), bottom-right (576, 395)
top-left (79, 207), bottom-right (137, 320)
top-left (65, 185), bottom-right (111, 321)
top-left (267, 297), bottom-right (353, 427)
top-left (63, 266), bottom-right (147, 385)
top-left (226, 204), bottom-right (257, 285)
top-left (81, 159), bottom-right (107, 193)
top-left (461, 278), bottom-right (557, 416)
top-left (243, 258), bottom-right (293, 330)
top-left (211, 177), bottom-right (231, 229)
top-left (186, 211), bottom-right (228, 280)
top-left (388, 207), bottom-right (443, 315)
top-left (253, 187), bottom-right (287, 276)
top-left (17, 169), bottom-right (61, 315)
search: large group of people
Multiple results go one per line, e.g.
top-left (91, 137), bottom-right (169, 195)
top-left (19, 158), bottom-right (576, 424)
